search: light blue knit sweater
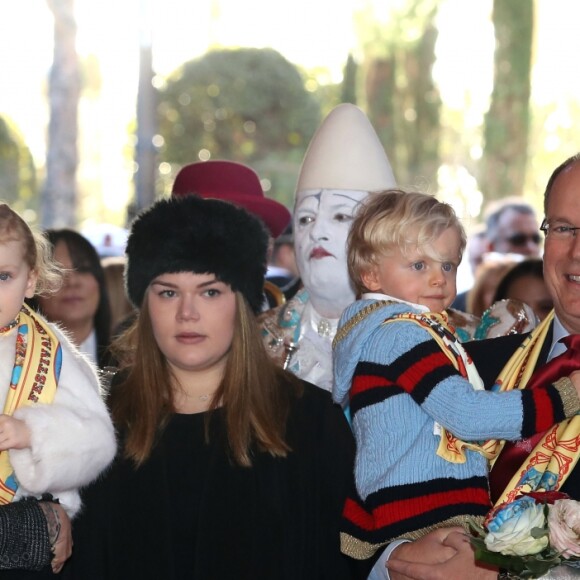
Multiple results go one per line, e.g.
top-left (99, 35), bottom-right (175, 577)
top-left (333, 297), bottom-right (543, 502)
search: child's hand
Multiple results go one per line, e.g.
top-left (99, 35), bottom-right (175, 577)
top-left (0, 415), bottom-right (31, 450)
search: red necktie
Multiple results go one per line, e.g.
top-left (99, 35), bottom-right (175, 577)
top-left (489, 334), bottom-right (580, 503)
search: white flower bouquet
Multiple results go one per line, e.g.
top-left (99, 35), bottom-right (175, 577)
top-left (470, 491), bottom-right (580, 578)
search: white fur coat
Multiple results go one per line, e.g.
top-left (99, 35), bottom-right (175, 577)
top-left (0, 322), bottom-right (116, 517)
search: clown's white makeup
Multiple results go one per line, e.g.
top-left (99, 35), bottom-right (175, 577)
top-left (294, 188), bottom-right (368, 318)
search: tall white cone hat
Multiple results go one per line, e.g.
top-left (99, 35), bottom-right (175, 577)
top-left (295, 103), bottom-right (396, 192)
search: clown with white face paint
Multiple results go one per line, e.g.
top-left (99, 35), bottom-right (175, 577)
top-left (260, 104), bottom-right (397, 391)
top-left (294, 189), bottom-right (369, 318)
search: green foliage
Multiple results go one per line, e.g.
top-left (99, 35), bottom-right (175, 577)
top-left (0, 115), bottom-right (37, 212)
top-left (304, 71), bottom-right (343, 119)
top-left (355, 0), bottom-right (438, 59)
top-left (358, 0), bottom-right (441, 188)
top-left (156, 47), bottom-right (321, 203)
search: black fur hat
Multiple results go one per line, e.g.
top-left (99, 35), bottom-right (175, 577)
top-left (125, 195), bottom-right (269, 314)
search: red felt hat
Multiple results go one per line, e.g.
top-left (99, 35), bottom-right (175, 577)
top-left (171, 160), bottom-right (291, 238)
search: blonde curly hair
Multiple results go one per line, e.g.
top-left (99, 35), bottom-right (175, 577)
top-left (348, 189), bottom-right (466, 296)
top-left (0, 203), bottom-right (62, 295)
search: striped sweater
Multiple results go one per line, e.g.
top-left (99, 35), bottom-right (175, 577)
top-left (332, 297), bottom-right (577, 559)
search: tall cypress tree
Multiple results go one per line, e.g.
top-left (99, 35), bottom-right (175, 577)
top-left (361, 1), bottom-right (440, 188)
top-left (340, 53), bottom-right (358, 105)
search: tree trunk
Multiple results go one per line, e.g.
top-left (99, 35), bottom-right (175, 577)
top-left (366, 57), bottom-right (397, 177)
top-left (480, 0), bottom-right (533, 202)
top-left (364, 4), bottom-right (440, 189)
top-left (404, 22), bottom-right (441, 189)
top-left (134, 0), bottom-right (157, 215)
top-left (42, 0), bottom-right (80, 228)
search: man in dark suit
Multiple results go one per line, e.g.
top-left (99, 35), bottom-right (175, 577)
top-left (382, 153), bottom-right (580, 580)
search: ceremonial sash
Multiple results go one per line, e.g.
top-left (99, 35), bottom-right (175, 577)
top-left (383, 311), bottom-right (500, 463)
top-left (0, 304), bottom-right (61, 504)
top-left (490, 311), bottom-right (580, 505)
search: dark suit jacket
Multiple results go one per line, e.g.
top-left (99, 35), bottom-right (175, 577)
top-left (463, 328), bottom-right (579, 499)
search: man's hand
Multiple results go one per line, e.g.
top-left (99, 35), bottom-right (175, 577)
top-left (387, 530), bottom-right (498, 580)
top-left (0, 415), bottom-right (31, 450)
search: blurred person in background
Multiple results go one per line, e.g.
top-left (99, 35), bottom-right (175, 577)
top-left (28, 229), bottom-right (112, 368)
top-left (452, 199), bottom-right (541, 313)
top-left (451, 224), bottom-right (487, 311)
top-left (484, 197), bottom-right (541, 257)
top-left (266, 223), bottom-right (301, 301)
top-left (466, 253), bottom-right (521, 318)
top-left (466, 225), bottom-right (489, 273)
top-left (493, 257), bottom-right (552, 321)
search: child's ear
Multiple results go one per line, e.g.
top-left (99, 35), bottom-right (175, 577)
top-left (24, 270), bottom-right (38, 299)
top-left (360, 267), bottom-right (382, 292)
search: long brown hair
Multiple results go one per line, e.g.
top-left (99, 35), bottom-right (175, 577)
top-left (110, 290), bottom-right (302, 467)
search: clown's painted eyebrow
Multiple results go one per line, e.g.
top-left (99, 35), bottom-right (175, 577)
top-left (328, 191), bottom-right (366, 203)
top-left (297, 190), bottom-right (322, 204)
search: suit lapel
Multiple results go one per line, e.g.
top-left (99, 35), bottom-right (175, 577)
top-left (535, 321), bottom-right (553, 368)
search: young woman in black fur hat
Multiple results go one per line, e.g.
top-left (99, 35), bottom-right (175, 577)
top-left (62, 195), bottom-right (361, 580)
